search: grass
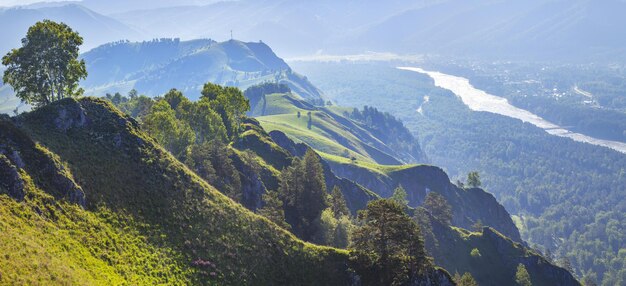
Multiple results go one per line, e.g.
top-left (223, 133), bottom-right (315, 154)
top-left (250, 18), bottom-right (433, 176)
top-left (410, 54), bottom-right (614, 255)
top-left (256, 93), bottom-right (402, 165)
top-left (1, 97), bottom-right (352, 285)
top-left (318, 151), bottom-right (419, 176)
top-left (0, 159), bottom-right (190, 285)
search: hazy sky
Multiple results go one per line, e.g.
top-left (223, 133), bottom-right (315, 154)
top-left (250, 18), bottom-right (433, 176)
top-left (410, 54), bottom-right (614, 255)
top-left (0, 0), bottom-right (72, 7)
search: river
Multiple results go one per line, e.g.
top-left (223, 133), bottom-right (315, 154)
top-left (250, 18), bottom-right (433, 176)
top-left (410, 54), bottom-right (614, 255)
top-left (398, 67), bottom-right (626, 154)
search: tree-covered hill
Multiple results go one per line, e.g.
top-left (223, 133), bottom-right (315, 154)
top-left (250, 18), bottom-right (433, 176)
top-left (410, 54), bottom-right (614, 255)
top-left (0, 97), bottom-right (351, 285)
top-left (415, 209), bottom-right (579, 286)
top-left (246, 82), bottom-right (580, 285)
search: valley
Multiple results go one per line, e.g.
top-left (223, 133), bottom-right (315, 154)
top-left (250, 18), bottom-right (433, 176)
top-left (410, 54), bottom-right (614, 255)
top-left (294, 60), bottom-right (626, 285)
top-left (399, 67), bottom-right (626, 154)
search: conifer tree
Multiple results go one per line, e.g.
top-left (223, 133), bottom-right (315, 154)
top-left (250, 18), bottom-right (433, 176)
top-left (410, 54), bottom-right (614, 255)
top-left (279, 150), bottom-right (327, 241)
top-left (467, 171), bottom-right (482, 188)
top-left (350, 199), bottom-right (429, 286)
top-left (258, 190), bottom-right (290, 230)
top-left (423, 192), bottom-right (453, 225)
top-left (330, 186), bottom-right (350, 218)
top-left (390, 185), bottom-right (409, 207)
top-left (515, 263), bottom-right (532, 286)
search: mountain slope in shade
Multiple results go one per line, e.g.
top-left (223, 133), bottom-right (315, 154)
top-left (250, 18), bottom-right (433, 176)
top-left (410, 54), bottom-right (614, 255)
top-left (416, 211), bottom-right (580, 286)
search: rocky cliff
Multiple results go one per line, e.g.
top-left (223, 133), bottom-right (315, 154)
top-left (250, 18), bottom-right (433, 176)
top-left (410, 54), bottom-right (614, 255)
top-left (327, 160), bottom-right (522, 242)
top-left (416, 208), bottom-right (580, 286)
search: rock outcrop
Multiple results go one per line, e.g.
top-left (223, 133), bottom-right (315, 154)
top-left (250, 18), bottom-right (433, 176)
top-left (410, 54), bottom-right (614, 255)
top-left (0, 153), bottom-right (25, 200)
top-left (1, 116), bottom-right (85, 207)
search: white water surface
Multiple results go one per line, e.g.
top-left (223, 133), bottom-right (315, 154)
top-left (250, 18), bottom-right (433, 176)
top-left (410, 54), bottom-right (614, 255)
top-left (399, 67), bottom-right (626, 154)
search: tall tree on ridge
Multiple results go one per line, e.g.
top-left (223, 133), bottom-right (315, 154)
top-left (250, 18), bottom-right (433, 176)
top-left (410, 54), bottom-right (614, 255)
top-left (2, 20), bottom-right (87, 107)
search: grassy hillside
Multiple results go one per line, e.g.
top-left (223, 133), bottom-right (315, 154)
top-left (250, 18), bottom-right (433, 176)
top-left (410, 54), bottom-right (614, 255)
top-left (0, 97), bottom-right (350, 285)
top-left (233, 118), bottom-right (378, 213)
top-left (251, 87), bottom-right (521, 242)
top-left (256, 92), bottom-right (404, 165)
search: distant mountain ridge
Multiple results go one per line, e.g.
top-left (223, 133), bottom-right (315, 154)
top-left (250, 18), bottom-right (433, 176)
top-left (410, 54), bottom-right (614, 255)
top-left (106, 0), bottom-right (626, 62)
top-left (80, 39), bottom-right (324, 102)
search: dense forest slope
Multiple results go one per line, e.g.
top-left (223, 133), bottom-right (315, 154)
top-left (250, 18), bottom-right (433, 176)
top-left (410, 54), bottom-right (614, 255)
top-left (293, 61), bottom-right (623, 285)
top-left (324, 156), bottom-right (522, 243)
top-left (80, 39), bottom-right (323, 102)
top-left (0, 98), bottom-right (351, 285)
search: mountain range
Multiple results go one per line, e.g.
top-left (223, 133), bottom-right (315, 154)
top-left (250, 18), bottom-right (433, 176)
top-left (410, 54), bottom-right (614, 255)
top-left (108, 0), bottom-right (626, 61)
top-left (2, 0), bottom-right (626, 61)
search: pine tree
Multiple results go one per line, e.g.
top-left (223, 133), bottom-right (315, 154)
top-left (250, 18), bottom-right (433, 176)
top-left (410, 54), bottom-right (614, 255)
top-left (350, 199), bottom-right (429, 286)
top-left (390, 185), bottom-right (409, 207)
top-left (330, 186), bottom-right (350, 218)
top-left (258, 190), bottom-right (290, 230)
top-left (467, 171), bottom-right (482, 188)
top-left (515, 263), bottom-right (532, 286)
top-left (423, 192), bottom-right (453, 225)
top-left (280, 150), bottom-right (327, 241)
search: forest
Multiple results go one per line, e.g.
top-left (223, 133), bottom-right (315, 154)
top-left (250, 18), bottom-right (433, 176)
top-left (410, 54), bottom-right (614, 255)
top-left (295, 61), bottom-right (626, 285)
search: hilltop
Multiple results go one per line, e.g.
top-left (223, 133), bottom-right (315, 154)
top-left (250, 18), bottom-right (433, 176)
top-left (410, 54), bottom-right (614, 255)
top-left (253, 91), bottom-right (425, 165)
top-left (80, 39), bottom-right (324, 103)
